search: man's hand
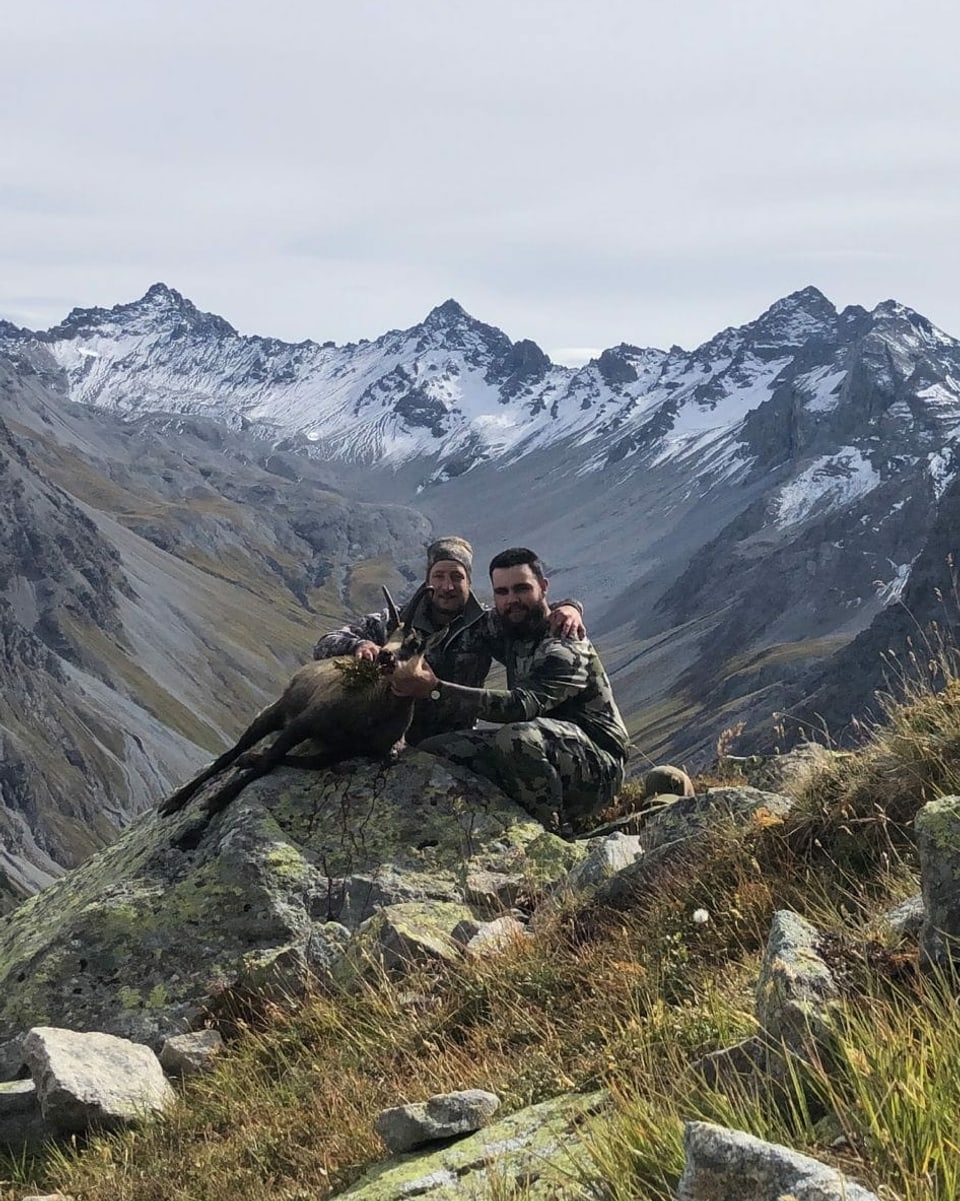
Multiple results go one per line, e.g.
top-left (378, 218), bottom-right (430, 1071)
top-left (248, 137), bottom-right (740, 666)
top-left (549, 603), bottom-right (585, 640)
top-left (389, 658), bottom-right (439, 698)
top-left (354, 640), bottom-right (381, 662)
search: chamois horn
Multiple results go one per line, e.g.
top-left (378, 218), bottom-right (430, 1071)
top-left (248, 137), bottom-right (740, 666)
top-left (401, 582), bottom-right (431, 633)
top-left (382, 586), bottom-right (402, 631)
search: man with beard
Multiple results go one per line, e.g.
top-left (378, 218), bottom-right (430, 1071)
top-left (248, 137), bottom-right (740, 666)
top-left (390, 546), bottom-right (630, 834)
top-left (312, 536), bottom-right (585, 747)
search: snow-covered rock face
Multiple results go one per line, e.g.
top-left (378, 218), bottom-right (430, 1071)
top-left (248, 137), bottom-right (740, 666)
top-left (19, 288), bottom-right (960, 503)
top-left (6, 284), bottom-right (957, 513)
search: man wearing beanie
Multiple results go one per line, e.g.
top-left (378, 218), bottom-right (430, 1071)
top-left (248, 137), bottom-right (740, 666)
top-left (390, 546), bottom-right (629, 836)
top-left (312, 536), bottom-right (584, 747)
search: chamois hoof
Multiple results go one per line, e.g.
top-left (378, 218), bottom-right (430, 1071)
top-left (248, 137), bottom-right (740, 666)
top-left (158, 781), bottom-right (200, 817)
top-left (235, 749), bottom-right (267, 769)
top-left (382, 740), bottom-right (406, 765)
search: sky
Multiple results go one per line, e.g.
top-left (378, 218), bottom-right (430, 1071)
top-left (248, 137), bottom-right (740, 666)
top-left (3, 0), bottom-right (960, 365)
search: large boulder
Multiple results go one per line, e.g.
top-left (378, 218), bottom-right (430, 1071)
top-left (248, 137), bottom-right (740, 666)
top-left (342, 1091), bottom-right (607, 1200)
top-left (0, 754), bottom-right (558, 1050)
top-left (678, 1121), bottom-right (880, 1200)
top-left (596, 787), bottom-right (793, 906)
top-left (22, 1027), bottom-right (174, 1134)
top-left (755, 910), bottom-right (839, 1055)
top-left (375, 1089), bottom-right (500, 1153)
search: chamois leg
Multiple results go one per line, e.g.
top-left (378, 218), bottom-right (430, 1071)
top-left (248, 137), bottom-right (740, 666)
top-left (202, 712), bottom-right (340, 815)
top-left (158, 701), bottom-right (286, 817)
top-left (276, 750), bottom-right (341, 769)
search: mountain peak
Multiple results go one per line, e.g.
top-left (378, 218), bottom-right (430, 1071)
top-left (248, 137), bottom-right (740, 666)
top-left (763, 285), bottom-right (835, 321)
top-left (413, 299), bottom-right (513, 360)
top-left (49, 285), bottom-right (237, 342)
top-left (422, 298), bottom-right (472, 328)
top-left (749, 286), bottom-right (837, 348)
top-left (141, 281), bottom-right (187, 307)
top-left (867, 298), bottom-right (958, 350)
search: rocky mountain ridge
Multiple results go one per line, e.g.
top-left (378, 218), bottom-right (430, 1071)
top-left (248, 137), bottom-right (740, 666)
top-left (4, 284), bottom-right (958, 501)
top-left (3, 282), bottom-right (960, 896)
top-left (0, 352), bottom-right (431, 904)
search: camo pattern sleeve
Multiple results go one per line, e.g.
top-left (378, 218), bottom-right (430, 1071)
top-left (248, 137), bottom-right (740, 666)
top-left (439, 634), bottom-right (630, 761)
top-left (312, 609), bottom-right (390, 660)
top-left (481, 638), bottom-right (590, 722)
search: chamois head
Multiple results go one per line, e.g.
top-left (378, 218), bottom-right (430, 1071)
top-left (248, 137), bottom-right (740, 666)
top-left (378, 583), bottom-right (433, 673)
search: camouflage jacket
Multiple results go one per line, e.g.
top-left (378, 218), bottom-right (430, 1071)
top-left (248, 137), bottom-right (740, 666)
top-left (439, 619), bottom-right (630, 762)
top-left (312, 590), bottom-right (586, 746)
top-left (313, 590), bottom-right (501, 745)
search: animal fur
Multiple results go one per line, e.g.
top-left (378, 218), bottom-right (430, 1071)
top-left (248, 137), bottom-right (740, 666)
top-left (158, 585), bottom-right (433, 818)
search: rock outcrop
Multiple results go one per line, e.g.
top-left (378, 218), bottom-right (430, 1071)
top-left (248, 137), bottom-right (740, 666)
top-left (0, 754), bottom-right (565, 1050)
top-left (678, 1121), bottom-right (880, 1201)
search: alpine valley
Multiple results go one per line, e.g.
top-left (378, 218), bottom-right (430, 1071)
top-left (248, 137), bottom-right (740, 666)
top-left (1, 282), bottom-right (959, 905)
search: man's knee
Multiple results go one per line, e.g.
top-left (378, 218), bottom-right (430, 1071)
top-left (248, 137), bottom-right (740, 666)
top-left (418, 731), bottom-right (491, 763)
top-left (492, 722), bottom-right (546, 758)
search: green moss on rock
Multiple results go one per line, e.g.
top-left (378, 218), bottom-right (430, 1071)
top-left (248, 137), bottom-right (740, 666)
top-left (339, 1090), bottom-right (609, 1200)
top-left (0, 754), bottom-right (551, 1046)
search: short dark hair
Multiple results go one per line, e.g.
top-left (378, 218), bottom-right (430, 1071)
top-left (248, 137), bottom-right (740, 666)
top-left (488, 547), bottom-right (546, 583)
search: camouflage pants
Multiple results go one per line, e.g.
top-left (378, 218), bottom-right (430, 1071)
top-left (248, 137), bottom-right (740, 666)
top-left (418, 719), bottom-right (625, 835)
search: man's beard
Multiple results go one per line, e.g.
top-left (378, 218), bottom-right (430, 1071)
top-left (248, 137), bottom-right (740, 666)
top-left (502, 604), bottom-right (548, 639)
top-left (428, 597), bottom-right (465, 626)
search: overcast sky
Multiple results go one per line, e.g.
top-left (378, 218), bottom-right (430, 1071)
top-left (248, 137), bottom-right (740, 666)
top-left (3, 0), bottom-right (959, 363)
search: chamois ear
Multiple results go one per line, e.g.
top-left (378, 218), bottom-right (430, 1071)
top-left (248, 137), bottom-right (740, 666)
top-left (382, 586), bottom-right (402, 633)
top-left (400, 583), bottom-right (432, 633)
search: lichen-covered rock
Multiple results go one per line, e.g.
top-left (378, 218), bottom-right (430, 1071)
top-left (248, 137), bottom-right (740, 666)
top-left (597, 787), bottom-right (793, 906)
top-left (159, 1030), bottom-right (223, 1077)
top-left (879, 893), bottom-right (924, 940)
top-left (22, 1027), bottom-right (174, 1134)
top-left (727, 744), bottom-right (847, 796)
top-left (916, 796), bottom-right (960, 967)
top-left (518, 832), bottom-right (590, 890)
top-left (0, 754), bottom-right (548, 1046)
top-left (678, 1120), bottom-right (880, 1200)
top-left (564, 832), bottom-right (642, 891)
top-left (462, 916), bottom-right (526, 958)
top-left (338, 902), bottom-right (476, 982)
top-left (755, 910), bottom-right (839, 1056)
top-left (342, 1091), bottom-right (608, 1200)
top-left (375, 1089), bottom-right (500, 1153)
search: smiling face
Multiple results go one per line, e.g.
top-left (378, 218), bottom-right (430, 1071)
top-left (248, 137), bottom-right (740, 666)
top-left (491, 563), bottom-right (549, 634)
top-left (427, 559), bottom-right (470, 620)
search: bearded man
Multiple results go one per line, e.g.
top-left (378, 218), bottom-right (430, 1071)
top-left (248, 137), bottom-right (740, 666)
top-left (389, 546), bottom-right (629, 834)
top-left (312, 537), bottom-right (584, 747)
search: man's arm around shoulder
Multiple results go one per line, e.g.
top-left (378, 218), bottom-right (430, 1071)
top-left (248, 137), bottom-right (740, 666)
top-left (313, 610), bottom-right (390, 661)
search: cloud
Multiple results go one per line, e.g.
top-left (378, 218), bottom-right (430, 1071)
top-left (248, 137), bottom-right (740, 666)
top-left (548, 348), bottom-right (603, 368)
top-left (2, 0), bottom-right (959, 350)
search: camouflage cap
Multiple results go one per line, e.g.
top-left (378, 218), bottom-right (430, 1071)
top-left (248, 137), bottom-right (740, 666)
top-left (642, 765), bottom-right (695, 800)
top-left (426, 536), bottom-right (473, 578)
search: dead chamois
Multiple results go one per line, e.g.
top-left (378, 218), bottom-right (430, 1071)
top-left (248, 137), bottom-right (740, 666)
top-left (158, 584), bottom-right (434, 818)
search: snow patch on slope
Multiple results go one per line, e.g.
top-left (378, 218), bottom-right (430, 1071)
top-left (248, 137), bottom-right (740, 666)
top-left (797, 364), bottom-right (846, 413)
top-left (874, 561), bottom-right (914, 605)
top-left (651, 355), bottom-right (792, 469)
top-left (927, 448), bottom-right (956, 500)
top-left (774, 449), bottom-right (881, 528)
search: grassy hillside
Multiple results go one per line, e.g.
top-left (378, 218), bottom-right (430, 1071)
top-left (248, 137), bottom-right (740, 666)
top-left (4, 658), bottom-right (960, 1200)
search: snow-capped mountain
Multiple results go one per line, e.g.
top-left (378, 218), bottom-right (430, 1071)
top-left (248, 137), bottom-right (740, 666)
top-left (3, 282), bottom-right (960, 896)
top-left (4, 283), bottom-right (959, 510)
